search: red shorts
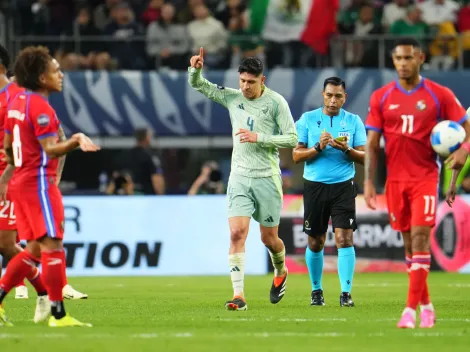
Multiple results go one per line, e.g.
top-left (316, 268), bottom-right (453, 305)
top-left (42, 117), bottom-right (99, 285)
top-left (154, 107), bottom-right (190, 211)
top-left (0, 190), bottom-right (16, 231)
top-left (385, 180), bottom-right (439, 232)
top-left (12, 185), bottom-right (64, 241)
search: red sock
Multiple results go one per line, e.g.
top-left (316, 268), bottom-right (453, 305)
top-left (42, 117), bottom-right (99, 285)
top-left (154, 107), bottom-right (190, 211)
top-left (0, 251), bottom-right (37, 293)
top-left (406, 252), bottom-right (431, 310)
top-left (406, 255), bottom-right (431, 305)
top-left (26, 267), bottom-right (47, 294)
top-left (41, 251), bottom-right (66, 302)
top-left (421, 282), bottom-right (431, 305)
top-left (60, 250), bottom-right (68, 286)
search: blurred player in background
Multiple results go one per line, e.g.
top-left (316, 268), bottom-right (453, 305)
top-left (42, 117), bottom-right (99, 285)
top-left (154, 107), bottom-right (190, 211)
top-left (364, 38), bottom-right (470, 329)
top-left (0, 46), bottom-right (99, 327)
top-left (188, 48), bottom-right (297, 311)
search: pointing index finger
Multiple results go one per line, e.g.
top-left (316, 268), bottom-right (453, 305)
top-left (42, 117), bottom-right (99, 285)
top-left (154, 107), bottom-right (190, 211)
top-left (199, 47), bottom-right (204, 59)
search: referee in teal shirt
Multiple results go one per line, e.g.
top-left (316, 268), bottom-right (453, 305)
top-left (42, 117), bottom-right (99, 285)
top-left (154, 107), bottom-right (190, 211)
top-left (292, 77), bottom-right (366, 308)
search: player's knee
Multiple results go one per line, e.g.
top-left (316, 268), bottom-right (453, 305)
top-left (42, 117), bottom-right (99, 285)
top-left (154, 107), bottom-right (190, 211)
top-left (25, 241), bottom-right (41, 259)
top-left (0, 233), bottom-right (16, 257)
top-left (260, 230), bottom-right (278, 247)
top-left (411, 230), bottom-right (430, 252)
top-left (335, 230), bottom-right (353, 248)
top-left (307, 235), bottom-right (325, 252)
top-left (230, 227), bottom-right (248, 244)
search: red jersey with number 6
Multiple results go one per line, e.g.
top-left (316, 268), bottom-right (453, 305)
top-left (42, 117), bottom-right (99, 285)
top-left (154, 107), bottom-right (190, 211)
top-left (366, 78), bottom-right (467, 182)
top-left (5, 92), bottom-right (60, 189)
top-left (0, 82), bottom-right (26, 173)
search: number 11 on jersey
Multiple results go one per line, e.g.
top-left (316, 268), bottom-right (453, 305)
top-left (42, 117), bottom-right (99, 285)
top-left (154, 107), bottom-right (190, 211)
top-left (401, 115), bottom-right (414, 134)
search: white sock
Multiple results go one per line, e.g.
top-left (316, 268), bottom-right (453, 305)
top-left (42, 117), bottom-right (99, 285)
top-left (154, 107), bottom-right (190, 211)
top-left (403, 307), bottom-right (416, 319)
top-left (269, 248), bottom-right (286, 277)
top-left (229, 253), bottom-right (245, 297)
top-left (421, 303), bottom-right (434, 312)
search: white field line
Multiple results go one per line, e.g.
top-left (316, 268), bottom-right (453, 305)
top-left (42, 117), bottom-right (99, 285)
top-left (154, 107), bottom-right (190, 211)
top-left (0, 331), bottom-right (467, 339)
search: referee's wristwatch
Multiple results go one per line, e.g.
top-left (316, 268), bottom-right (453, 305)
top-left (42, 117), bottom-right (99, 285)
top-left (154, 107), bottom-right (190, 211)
top-left (314, 142), bottom-right (323, 153)
top-left (344, 147), bottom-right (352, 154)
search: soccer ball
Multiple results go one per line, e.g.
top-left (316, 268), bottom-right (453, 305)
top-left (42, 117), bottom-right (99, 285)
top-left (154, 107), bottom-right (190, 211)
top-left (430, 120), bottom-right (466, 157)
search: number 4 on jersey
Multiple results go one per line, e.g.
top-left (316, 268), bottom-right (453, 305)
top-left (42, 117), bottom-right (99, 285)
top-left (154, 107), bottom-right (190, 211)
top-left (246, 117), bottom-right (254, 131)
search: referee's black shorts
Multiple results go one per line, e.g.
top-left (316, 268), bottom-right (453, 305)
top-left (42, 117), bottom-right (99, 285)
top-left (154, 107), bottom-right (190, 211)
top-left (303, 178), bottom-right (358, 236)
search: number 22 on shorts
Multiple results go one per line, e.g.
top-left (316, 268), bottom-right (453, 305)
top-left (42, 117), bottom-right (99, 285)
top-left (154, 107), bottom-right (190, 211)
top-left (246, 117), bottom-right (254, 131)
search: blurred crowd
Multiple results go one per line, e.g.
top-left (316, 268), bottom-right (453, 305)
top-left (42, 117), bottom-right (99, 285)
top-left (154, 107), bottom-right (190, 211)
top-left (1, 0), bottom-right (469, 71)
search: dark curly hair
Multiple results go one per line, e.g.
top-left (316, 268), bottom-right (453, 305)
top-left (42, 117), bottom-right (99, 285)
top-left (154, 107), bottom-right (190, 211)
top-left (13, 46), bottom-right (52, 91)
top-left (0, 44), bottom-right (10, 72)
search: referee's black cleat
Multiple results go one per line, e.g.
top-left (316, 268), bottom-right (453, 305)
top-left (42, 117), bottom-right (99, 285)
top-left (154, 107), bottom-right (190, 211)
top-left (225, 296), bottom-right (248, 311)
top-left (340, 292), bottom-right (355, 307)
top-left (310, 289), bottom-right (325, 306)
top-left (270, 268), bottom-right (288, 304)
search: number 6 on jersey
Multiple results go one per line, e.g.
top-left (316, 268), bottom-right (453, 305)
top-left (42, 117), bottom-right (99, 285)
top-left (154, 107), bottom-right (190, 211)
top-left (12, 124), bottom-right (22, 167)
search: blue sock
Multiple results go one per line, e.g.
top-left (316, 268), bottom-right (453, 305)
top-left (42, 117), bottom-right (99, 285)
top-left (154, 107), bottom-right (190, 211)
top-left (305, 247), bottom-right (324, 291)
top-left (338, 247), bottom-right (356, 293)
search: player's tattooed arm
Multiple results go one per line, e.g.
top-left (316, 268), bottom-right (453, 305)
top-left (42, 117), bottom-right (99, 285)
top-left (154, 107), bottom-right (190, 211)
top-left (57, 125), bottom-right (67, 185)
top-left (292, 142), bottom-right (320, 163)
top-left (0, 133), bottom-right (15, 186)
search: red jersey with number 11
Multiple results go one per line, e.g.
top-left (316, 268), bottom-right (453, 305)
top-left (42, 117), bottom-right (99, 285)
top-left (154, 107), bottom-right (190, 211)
top-left (366, 78), bottom-right (467, 182)
top-left (5, 92), bottom-right (60, 189)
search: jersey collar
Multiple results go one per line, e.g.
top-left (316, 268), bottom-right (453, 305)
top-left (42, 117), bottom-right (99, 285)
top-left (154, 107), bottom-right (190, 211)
top-left (395, 76), bottom-right (424, 95)
top-left (0, 81), bottom-right (13, 95)
top-left (24, 91), bottom-right (49, 101)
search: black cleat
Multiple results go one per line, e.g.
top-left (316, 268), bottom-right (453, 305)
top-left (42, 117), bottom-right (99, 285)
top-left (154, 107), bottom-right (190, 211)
top-left (310, 289), bottom-right (325, 306)
top-left (225, 296), bottom-right (248, 311)
top-left (270, 268), bottom-right (288, 304)
top-left (340, 292), bottom-right (355, 307)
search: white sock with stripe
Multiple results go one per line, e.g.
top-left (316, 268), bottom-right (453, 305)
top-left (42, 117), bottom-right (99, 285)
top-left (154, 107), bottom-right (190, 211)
top-left (269, 248), bottom-right (286, 277)
top-left (229, 253), bottom-right (245, 298)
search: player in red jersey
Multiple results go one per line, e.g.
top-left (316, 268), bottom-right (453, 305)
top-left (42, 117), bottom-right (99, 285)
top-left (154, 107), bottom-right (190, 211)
top-left (0, 45), bottom-right (53, 323)
top-left (364, 38), bottom-right (470, 329)
top-left (0, 49), bottom-right (88, 302)
top-left (0, 46), bottom-right (99, 327)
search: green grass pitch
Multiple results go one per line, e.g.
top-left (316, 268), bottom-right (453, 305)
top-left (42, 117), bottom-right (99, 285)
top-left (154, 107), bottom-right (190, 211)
top-left (1, 273), bottom-right (469, 351)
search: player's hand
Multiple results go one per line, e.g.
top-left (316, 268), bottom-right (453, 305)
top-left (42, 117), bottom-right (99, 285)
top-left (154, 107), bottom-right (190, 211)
top-left (329, 138), bottom-right (348, 151)
top-left (445, 148), bottom-right (468, 170)
top-left (72, 133), bottom-right (101, 152)
top-left (446, 184), bottom-right (457, 208)
top-left (235, 128), bottom-right (258, 143)
top-left (364, 180), bottom-right (377, 210)
top-left (189, 47), bottom-right (204, 69)
top-left (446, 169), bottom-right (459, 207)
top-left (319, 132), bottom-right (332, 150)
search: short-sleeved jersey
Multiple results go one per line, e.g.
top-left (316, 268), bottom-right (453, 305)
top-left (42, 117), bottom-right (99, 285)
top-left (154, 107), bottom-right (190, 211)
top-left (0, 82), bottom-right (26, 172)
top-left (5, 92), bottom-right (60, 189)
top-left (296, 108), bottom-right (367, 184)
top-left (188, 67), bottom-right (297, 178)
top-left (366, 78), bottom-right (467, 182)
